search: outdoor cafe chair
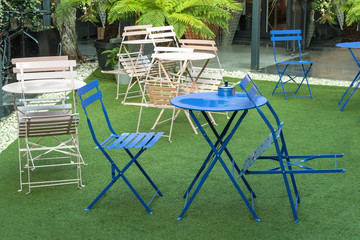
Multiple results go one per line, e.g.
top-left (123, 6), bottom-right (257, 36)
top-left (137, 78), bottom-right (197, 142)
top-left (78, 79), bottom-right (164, 214)
top-left (13, 58), bottom-right (85, 193)
top-left (147, 26), bottom-right (179, 48)
top-left (101, 25), bottom-right (154, 102)
top-left (179, 39), bottom-right (227, 120)
top-left (270, 29), bottom-right (315, 100)
top-left (237, 74), bottom-right (345, 223)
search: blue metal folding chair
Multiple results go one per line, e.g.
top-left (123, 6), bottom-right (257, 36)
top-left (270, 30), bottom-right (315, 100)
top-left (78, 79), bottom-right (164, 214)
top-left (238, 74), bottom-right (345, 223)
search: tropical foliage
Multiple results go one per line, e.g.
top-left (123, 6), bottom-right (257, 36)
top-left (312, 0), bottom-right (338, 25)
top-left (341, 0), bottom-right (360, 26)
top-left (55, 0), bottom-right (119, 42)
top-left (0, 0), bottom-right (42, 31)
top-left (313, 0), bottom-right (360, 27)
top-left (54, 0), bottom-right (102, 25)
top-left (105, 0), bottom-right (242, 39)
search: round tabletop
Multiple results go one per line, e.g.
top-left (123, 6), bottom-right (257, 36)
top-left (171, 92), bottom-right (268, 112)
top-left (152, 52), bottom-right (215, 61)
top-left (2, 80), bottom-right (86, 94)
top-left (336, 42), bottom-right (360, 49)
top-left (122, 39), bottom-right (173, 45)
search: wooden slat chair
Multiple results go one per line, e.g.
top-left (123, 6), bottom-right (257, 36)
top-left (138, 79), bottom-right (197, 142)
top-left (178, 39), bottom-right (223, 92)
top-left (179, 39), bottom-right (222, 71)
top-left (14, 59), bottom-right (85, 193)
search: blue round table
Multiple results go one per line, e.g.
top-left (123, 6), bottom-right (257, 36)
top-left (336, 42), bottom-right (360, 111)
top-left (171, 91), bottom-right (268, 221)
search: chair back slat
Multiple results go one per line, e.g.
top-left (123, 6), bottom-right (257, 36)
top-left (147, 26), bottom-right (179, 47)
top-left (271, 35), bottom-right (302, 42)
top-left (16, 71), bottom-right (77, 81)
top-left (270, 29), bottom-right (303, 62)
top-left (239, 74), bottom-right (262, 103)
top-left (78, 78), bottom-right (99, 96)
top-left (15, 60), bottom-right (77, 84)
top-left (81, 90), bottom-right (103, 109)
top-left (16, 60), bottom-right (76, 69)
top-left (270, 29), bottom-right (301, 35)
top-left (12, 56), bottom-right (69, 73)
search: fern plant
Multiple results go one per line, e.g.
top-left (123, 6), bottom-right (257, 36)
top-left (340, 0), bottom-right (360, 26)
top-left (105, 0), bottom-right (242, 39)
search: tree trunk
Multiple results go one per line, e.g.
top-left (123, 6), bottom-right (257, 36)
top-left (51, 0), bottom-right (83, 62)
top-left (103, 20), bottom-right (120, 43)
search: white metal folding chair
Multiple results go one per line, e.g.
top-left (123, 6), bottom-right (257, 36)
top-left (101, 25), bottom-right (154, 103)
top-left (14, 59), bottom-right (85, 193)
top-left (146, 26), bottom-right (179, 48)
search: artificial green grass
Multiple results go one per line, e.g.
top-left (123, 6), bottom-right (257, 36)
top-left (1, 69), bottom-right (359, 239)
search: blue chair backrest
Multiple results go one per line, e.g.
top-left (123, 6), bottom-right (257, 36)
top-left (77, 79), bottom-right (117, 145)
top-left (239, 73), bottom-right (263, 104)
top-left (239, 74), bottom-right (282, 132)
top-left (270, 29), bottom-right (303, 62)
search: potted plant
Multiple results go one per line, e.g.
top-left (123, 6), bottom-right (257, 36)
top-left (105, 0), bottom-right (242, 39)
top-left (102, 45), bottom-right (131, 85)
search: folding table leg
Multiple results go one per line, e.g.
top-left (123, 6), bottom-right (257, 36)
top-left (201, 111), bottom-right (257, 197)
top-left (178, 110), bottom-right (260, 221)
top-left (338, 71), bottom-right (360, 112)
top-left (182, 111), bottom-right (256, 199)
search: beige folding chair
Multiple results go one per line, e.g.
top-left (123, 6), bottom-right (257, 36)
top-left (179, 39), bottom-right (223, 91)
top-left (179, 39), bottom-right (228, 120)
top-left (179, 39), bottom-right (222, 71)
top-left (14, 59), bottom-right (85, 193)
top-left (138, 79), bottom-right (197, 142)
top-left (146, 26), bottom-right (179, 48)
top-left (101, 25), bottom-right (154, 103)
top-left (150, 46), bottom-right (194, 84)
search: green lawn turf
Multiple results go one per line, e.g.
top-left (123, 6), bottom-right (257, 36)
top-left (1, 69), bottom-right (359, 239)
